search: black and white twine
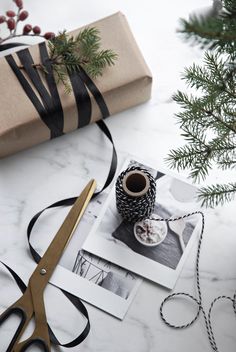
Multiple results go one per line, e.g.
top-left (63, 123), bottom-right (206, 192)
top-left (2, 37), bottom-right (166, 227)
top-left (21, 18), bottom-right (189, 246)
top-left (156, 211), bottom-right (236, 352)
top-left (116, 167), bottom-right (236, 351)
top-left (115, 166), bottom-right (156, 223)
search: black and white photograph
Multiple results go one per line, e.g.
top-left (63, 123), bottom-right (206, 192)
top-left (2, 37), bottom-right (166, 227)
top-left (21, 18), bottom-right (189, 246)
top-left (83, 159), bottom-right (202, 289)
top-left (73, 250), bottom-right (138, 300)
top-left (55, 189), bottom-right (142, 320)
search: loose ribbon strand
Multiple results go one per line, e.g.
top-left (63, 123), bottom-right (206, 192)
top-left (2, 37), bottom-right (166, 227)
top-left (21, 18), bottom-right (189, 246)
top-left (0, 40), bottom-right (118, 348)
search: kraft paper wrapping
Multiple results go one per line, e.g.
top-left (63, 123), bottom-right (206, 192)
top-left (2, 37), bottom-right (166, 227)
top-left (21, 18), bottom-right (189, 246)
top-left (0, 12), bottom-right (152, 158)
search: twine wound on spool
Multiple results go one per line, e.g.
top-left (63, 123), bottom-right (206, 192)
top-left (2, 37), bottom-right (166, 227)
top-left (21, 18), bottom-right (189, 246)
top-left (116, 166), bottom-right (156, 223)
top-left (116, 167), bottom-right (232, 352)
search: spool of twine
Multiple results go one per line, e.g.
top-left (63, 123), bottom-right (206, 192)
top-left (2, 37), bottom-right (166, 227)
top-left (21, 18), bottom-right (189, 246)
top-left (115, 166), bottom-right (156, 223)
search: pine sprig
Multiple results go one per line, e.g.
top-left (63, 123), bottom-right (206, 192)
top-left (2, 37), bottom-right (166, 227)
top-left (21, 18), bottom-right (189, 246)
top-left (167, 0), bottom-right (236, 207)
top-left (167, 143), bottom-right (213, 182)
top-left (47, 29), bottom-right (117, 92)
top-left (84, 49), bottom-right (118, 78)
top-left (178, 5), bottom-right (236, 54)
top-left (20, 28), bottom-right (117, 93)
top-left (198, 182), bottom-right (236, 207)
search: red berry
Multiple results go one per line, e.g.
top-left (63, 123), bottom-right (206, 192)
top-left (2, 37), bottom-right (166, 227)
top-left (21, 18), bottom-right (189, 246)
top-left (7, 18), bottom-right (16, 30)
top-left (14, 0), bottom-right (23, 9)
top-left (0, 15), bottom-right (6, 24)
top-left (33, 25), bottom-right (41, 35)
top-left (19, 10), bottom-right (28, 21)
top-left (6, 10), bottom-right (16, 17)
top-left (23, 24), bottom-right (32, 34)
top-left (44, 32), bottom-right (55, 40)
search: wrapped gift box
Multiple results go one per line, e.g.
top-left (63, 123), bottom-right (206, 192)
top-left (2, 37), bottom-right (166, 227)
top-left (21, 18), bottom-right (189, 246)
top-left (0, 12), bottom-right (152, 158)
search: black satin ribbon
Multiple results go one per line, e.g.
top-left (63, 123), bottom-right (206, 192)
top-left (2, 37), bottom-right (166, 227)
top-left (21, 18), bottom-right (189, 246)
top-left (0, 42), bottom-right (27, 51)
top-left (4, 42), bottom-right (110, 136)
top-left (0, 40), bottom-right (118, 348)
top-left (69, 65), bottom-right (110, 128)
top-left (27, 120), bottom-right (117, 264)
top-left (5, 46), bottom-right (64, 138)
top-left (39, 42), bottom-right (64, 137)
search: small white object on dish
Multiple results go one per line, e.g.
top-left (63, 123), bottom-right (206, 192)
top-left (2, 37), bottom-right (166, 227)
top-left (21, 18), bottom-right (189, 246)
top-left (133, 217), bottom-right (167, 247)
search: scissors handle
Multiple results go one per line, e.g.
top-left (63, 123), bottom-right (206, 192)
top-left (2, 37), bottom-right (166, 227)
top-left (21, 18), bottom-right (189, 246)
top-left (0, 180), bottom-right (96, 351)
top-left (13, 337), bottom-right (50, 352)
top-left (0, 286), bottom-right (50, 352)
top-left (0, 306), bottom-right (27, 352)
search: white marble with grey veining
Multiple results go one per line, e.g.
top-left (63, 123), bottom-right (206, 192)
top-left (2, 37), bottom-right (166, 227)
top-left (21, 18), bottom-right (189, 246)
top-left (0, 0), bottom-right (236, 351)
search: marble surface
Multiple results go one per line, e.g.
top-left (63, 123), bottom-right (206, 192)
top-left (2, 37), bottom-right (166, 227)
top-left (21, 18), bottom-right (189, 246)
top-left (0, 0), bottom-right (236, 351)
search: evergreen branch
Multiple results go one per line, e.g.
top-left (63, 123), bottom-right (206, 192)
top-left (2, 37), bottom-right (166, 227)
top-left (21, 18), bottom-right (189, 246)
top-left (222, 106), bottom-right (236, 119)
top-left (189, 158), bottom-right (212, 181)
top-left (84, 49), bottom-right (118, 78)
top-left (224, 0), bottom-right (236, 15)
top-left (76, 27), bottom-right (100, 57)
top-left (48, 29), bottom-right (117, 88)
top-left (166, 144), bottom-right (209, 171)
top-left (198, 182), bottom-right (236, 207)
top-left (174, 84), bottom-right (236, 134)
top-left (19, 28), bottom-right (117, 92)
top-left (217, 158), bottom-right (236, 169)
top-left (178, 17), bottom-right (236, 51)
top-left (173, 91), bottom-right (208, 113)
top-left (208, 137), bottom-right (236, 154)
top-left (180, 125), bottom-right (208, 148)
top-left (168, 0), bottom-right (236, 207)
top-left (183, 63), bottom-right (215, 91)
top-left (204, 52), bottom-right (236, 99)
top-left (202, 108), bottom-right (236, 134)
top-left (53, 65), bottom-right (72, 94)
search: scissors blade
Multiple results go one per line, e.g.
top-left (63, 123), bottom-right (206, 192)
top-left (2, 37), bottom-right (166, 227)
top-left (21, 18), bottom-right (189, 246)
top-left (30, 179), bottom-right (97, 286)
top-left (0, 180), bottom-right (96, 352)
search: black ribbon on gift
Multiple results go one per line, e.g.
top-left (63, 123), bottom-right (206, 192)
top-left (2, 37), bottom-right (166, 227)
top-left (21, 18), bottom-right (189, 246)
top-left (0, 42), bottom-right (27, 51)
top-left (0, 40), bottom-right (118, 348)
top-left (5, 42), bottom-right (111, 137)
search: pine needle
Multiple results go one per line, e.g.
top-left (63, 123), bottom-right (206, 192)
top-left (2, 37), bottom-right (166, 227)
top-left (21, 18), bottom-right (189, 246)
top-left (167, 0), bottom-right (236, 207)
top-left (45, 28), bottom-right (117, 92)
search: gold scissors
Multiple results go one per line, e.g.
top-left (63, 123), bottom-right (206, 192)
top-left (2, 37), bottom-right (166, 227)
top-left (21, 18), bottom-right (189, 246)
top-left (0, 179), bottom-right (96, 352)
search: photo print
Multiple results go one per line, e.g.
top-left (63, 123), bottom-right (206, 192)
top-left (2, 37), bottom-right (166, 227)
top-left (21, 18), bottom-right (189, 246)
top-left (56, 189), bottom-right (142, 320)
top-left (73, 250), bottom-right (138, 300)
top-left (83, 159), bottom-right (202, 289)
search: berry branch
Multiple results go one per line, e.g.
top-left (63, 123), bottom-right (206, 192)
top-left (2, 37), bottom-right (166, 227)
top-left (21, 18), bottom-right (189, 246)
top-left (0, 0), bottom-right (55, 44)
top-left (0, 1), bottom-right (117, 92)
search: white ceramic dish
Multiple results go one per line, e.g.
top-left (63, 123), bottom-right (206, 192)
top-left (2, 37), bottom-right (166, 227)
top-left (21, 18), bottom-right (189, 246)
top-left (133, 217), bottom-right (167, 247)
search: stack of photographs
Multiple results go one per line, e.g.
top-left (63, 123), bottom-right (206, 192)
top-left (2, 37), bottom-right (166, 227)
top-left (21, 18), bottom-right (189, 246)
top-left (58, 158), bottom-right (201, 319)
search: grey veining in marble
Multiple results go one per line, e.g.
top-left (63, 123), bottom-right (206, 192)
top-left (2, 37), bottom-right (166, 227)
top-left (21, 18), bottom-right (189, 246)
top-left (0, 0), bottom-right (236, 351)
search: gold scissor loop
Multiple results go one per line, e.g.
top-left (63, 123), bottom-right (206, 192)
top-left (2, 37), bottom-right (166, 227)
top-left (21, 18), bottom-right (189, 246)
top-left (0, 179), bottom-right (96, 351)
